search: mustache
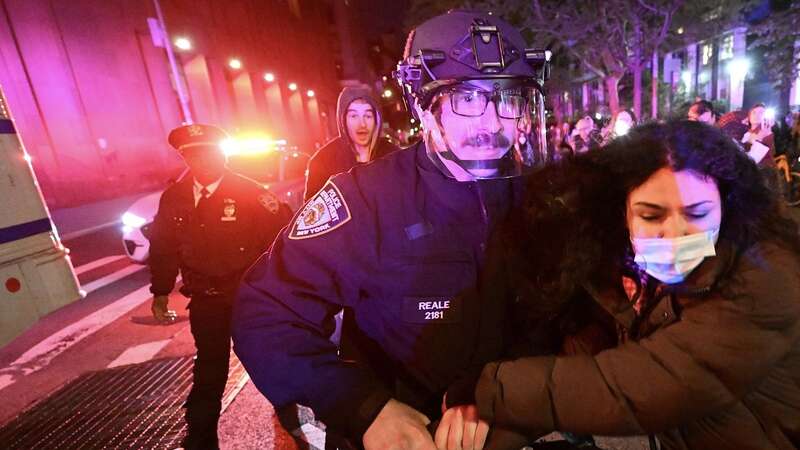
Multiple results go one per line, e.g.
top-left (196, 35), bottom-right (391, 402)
top-left (462, 132), bottom-right (511, 148)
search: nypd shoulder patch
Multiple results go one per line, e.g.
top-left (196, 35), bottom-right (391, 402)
top-left (288, 181), bottom-right (351, 240)
top-left (258, 191), bottom-right (280, 214)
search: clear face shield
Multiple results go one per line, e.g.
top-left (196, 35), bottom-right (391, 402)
top-left (416, 79), bottom-right (547, 181)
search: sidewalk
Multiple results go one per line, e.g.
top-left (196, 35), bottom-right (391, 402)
top-left (49, 191), bottom-right (160, 240)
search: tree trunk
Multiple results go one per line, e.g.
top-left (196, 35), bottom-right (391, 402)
top-left (652, 52), bottom-right (659, 120)
top-left (605, 76), bottom-right (621, 114)
top-left (553, 93), bottom-right (563, 124)
top-left (633, 65), bottom-right (642, 119)
top-left (780, 82), bottom-right (791, 118)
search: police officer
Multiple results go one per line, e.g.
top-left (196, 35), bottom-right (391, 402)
top-left (148, 124), bottom-right (291, 449)
top-left (232, 11), bottom-right (550, 450)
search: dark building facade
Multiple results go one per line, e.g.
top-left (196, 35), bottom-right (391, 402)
top-left (0, 0), bottom-right (341, 207)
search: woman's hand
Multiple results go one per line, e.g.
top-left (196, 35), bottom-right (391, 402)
top-left (363, 399), bottom-right (437, 450)
top-left (434, 405), bottom-right (489, 450)
top-left (775, 155), bottom-right (791, 183)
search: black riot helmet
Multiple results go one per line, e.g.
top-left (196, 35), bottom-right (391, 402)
top-left (394, 11), bottom-right (551, 181)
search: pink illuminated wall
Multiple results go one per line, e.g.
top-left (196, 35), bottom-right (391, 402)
top-left (264, 83), bottom-right (286, 138)
top-left (306, 97), bottom-right (322, 146)
top-left (184, 55), bottom-right (218, 125)
top-left (286, 89), bottom-right (305, 146)
top-left (0, 0), bottom-right (339, 207)
top-left (231, 72), bottom-right (258, 130)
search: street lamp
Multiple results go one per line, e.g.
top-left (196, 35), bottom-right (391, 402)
top-left (174, 37), bottom-right (191, 51)
top-left (228, 58), bottom-right (242, 70)
top-left (264, 72), bottom-right (275, 82)
top-left (383, 89), bottom-right (393, 98)
top-left (306, 89), bottom-right (315, 98)
top-left (288, 82), bottom-right (298, 91)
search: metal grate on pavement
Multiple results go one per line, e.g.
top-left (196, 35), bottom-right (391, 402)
top-left (0, 354), bottom-right (249, 450)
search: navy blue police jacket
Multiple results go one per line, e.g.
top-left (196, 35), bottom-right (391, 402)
top-left (232, 142), bottom-right (521, 441)
top-left (149, 169), bottom-right (292, 298)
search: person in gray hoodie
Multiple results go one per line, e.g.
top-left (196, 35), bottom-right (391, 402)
top-left (303, 86), bottom-right (399, 200)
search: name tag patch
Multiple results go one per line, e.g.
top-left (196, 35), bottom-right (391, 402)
top-left (289, 181), bottom-right (351, 240)
top-left (402, 296), bottom-right (461, 324)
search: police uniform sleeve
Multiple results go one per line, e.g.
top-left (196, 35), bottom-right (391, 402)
top-left (232, 176), bottom-right (392, 441)
top-left (148, 190), bottom-right (180, 296)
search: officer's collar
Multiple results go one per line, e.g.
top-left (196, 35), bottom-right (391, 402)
top-left (193, 174), bottom-right (225, 196)
top-left (416, 141), bottom-right (437, 172)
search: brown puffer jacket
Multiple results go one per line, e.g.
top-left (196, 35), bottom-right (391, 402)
top-left (475, 240), bottom-right (800, 450)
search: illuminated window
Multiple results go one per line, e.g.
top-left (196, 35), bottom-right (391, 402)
top-left (702, 43), bottom-right (714, 66)
top-left (719, 35), bottom-right (734, 61)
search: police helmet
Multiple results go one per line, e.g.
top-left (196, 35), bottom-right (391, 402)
top-left (394, 10), bottom-right (551, 181)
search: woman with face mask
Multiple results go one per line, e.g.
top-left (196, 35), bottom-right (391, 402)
top-left (442, 121), bottom-right (800, 450)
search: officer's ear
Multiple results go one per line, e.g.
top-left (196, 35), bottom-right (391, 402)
top-left (416, 103), bottom-right (437, 133)
top-left (418, 104), bottom-right (450, 152)
top-left (412, 101), bottom-right (426, 126)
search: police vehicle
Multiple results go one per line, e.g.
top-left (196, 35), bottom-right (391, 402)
top-left (0, 85), bottom-right (82, 346)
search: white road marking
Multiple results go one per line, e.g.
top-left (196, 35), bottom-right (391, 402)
top-left (60, 220), bottom-right (120, 241)
top-left (221, 371), bottom-right (250, 414)
top-left (106, 339), bottom-right (171, 368)
top-left (81, 264), bottom-right (145, 294)
top-left (73, 255), bottom-right (127, 275)
top-left (0, 284), bottom-right (153, 391)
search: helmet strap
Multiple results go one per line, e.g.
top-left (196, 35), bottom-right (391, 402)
top-left (437, 148), bottom-right (512, 170)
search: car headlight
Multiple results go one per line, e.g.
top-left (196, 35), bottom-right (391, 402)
top-left (122, 212), bottom-right (147, 228)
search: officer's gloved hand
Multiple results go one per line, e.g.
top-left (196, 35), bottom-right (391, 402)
top-left (151, 295), bottom-right (177, 324)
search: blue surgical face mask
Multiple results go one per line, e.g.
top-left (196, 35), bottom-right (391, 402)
top-left (632, 229), bottom-right (719, 284)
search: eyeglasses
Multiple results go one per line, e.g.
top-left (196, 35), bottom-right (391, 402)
top-left (443, 87), bottom-right (529, 119)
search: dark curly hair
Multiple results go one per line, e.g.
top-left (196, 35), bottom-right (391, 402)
top-left (512, 120), bottom-right (800, 307)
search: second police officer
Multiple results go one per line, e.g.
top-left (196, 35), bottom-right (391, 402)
top-left (232, 10), bottom-right (551, 449)
top-left (148, 124), bottom-right (292, 449)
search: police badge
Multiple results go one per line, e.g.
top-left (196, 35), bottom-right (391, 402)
top-left (221, 198), bottom-right (237, 221)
